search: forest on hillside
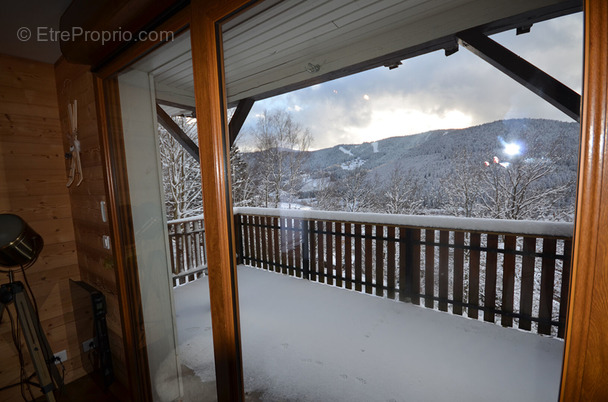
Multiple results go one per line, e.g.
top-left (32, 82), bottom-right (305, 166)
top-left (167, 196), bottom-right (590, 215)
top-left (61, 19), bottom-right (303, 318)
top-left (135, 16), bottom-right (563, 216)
top-left (159, 112), bottom-right (579, 223)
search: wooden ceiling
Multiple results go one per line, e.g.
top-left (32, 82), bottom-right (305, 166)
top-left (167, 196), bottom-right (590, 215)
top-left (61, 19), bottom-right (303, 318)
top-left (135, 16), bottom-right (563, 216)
top-left (131, 0), bottom-right (580, 111)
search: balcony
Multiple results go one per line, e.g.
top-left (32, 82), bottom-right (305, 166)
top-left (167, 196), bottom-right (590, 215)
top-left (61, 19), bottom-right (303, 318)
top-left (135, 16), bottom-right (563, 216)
top-left (168, 208), bottom-right (571, 400)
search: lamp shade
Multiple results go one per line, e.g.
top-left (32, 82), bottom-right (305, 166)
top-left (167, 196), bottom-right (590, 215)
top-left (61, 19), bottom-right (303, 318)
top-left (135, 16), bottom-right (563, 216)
top-left (0, 214), bottom-right (44, 267)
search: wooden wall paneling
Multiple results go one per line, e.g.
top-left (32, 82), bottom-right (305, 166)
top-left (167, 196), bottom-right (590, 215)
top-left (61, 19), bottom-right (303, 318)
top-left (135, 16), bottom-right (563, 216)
top-left (55, 59), bottom-right (130, 394)
top-left (0, 54), bottom-right (81, 401)
top-left (561, 1), bottom-right (608, 400)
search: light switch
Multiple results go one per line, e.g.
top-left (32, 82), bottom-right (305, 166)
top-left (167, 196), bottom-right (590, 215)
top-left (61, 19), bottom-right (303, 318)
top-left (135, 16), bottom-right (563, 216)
top-left (102, 235), bottom-right (111, 250)
top-left (100, 201), bottom-right (108, 222)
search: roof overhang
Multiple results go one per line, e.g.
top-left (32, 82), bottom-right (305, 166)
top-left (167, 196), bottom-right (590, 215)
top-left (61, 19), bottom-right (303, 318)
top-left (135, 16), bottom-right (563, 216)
top-left (133, 0), bottom-right (581, 111)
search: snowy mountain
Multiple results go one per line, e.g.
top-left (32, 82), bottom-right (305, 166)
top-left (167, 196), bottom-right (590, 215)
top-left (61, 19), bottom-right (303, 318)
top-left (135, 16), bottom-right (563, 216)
top-left (239, 118), bottom-right (579, 219)
top-left (301, 118), bottom-right (579, 180)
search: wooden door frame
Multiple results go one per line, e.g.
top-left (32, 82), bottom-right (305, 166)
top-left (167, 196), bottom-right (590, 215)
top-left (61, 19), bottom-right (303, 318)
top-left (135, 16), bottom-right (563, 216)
top-left (560, 0), bottom-right (608, 399)
top-left (95, 2), bottom-right (253, 400)
top-left (93, 0), bottom-right (607, 400)
top-left (94, 7), bottom-right (192, 402)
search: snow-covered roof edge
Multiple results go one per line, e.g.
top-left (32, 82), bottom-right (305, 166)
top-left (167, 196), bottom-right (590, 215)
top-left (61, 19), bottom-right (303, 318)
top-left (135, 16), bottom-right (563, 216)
top-left (233, 207), bottom-right (573, 238)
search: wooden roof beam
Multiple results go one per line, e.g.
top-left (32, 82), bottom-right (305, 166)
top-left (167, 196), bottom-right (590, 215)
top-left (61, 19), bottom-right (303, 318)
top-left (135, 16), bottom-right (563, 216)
top-left (229, 98), bottom-right (254, 147)
top-left (156, 103), bottom-right (200, 162)
top-left (457, 28), bottom-right (581, 122)
top-left (157, 99), bottom-right (197, 117)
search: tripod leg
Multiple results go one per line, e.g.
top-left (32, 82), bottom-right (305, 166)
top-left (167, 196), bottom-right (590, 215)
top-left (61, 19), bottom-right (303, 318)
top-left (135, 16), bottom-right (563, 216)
top-left (14, 288), bottom-right (57, 402)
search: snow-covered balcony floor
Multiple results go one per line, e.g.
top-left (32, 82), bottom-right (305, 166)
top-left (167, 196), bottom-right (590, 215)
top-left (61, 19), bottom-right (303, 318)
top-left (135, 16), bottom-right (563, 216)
top-left (173, 265), bottom-right (564, 401)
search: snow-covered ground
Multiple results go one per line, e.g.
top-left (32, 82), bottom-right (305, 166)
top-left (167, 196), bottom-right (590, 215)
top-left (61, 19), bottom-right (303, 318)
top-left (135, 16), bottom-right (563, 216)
top-left (172, 266), bottom-right (564, 401)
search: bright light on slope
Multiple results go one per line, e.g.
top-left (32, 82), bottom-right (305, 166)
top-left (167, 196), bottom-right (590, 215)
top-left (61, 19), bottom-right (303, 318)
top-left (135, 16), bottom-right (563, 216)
top-left (503, 142), bottom-right (521, 156)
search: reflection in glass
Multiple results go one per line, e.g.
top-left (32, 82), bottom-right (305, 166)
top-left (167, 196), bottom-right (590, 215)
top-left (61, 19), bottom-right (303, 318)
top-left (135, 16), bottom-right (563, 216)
top-left (116, 31), bottom-right (217, 401)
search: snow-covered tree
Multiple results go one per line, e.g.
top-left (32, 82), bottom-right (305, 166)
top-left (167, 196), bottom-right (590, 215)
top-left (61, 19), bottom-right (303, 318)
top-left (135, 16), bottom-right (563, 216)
top-left (441, 148), bottom-right (484, 217)
top-left (250, 109), bottom-right (312, 208)
top-left (230, 144), bottom-right (256, 207)
top-left (479, 151), bottom-right (572, 220)
top-left (339, 167), bottom-right (375, 212)
top-left (382, 163), bottom-right (423, 215)
top-left (158, 117), bottom-right (203, 220)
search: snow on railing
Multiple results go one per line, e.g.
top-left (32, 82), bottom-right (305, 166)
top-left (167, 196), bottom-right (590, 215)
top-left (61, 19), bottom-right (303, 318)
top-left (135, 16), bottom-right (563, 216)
top-left (233, 207), bottom-right (573, 238)
top-left (233, 207), bottom-right (573, 338)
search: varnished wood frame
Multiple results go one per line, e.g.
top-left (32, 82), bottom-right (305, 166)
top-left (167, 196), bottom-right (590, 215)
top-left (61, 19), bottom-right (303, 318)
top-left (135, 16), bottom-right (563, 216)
top-left (94, 6), bottom-right (192, 402)
top-left (189, 1), bottom-right (259, 400)
top-left (90, 0), bottom-right (608, 400)
top-left (560, 0), bottom-right (608, 399)
top-left (94, 2), bottom-right (253, 400)
top-left (95, 75), bottom-right (153, 402)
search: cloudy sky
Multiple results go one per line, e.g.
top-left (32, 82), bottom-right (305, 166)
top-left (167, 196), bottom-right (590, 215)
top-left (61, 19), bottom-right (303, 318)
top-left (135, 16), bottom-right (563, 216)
top-left (237, 12), bottom-right (583, 151)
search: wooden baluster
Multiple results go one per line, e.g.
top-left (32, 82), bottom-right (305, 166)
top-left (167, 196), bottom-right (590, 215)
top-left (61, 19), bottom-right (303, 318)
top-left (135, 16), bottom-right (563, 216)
top-left (484, 234), bottom-right (498, 323)
top-left (453, 231), bottom-right (464, 315)
top-left (281, 217), bottom-right (288, 274)
top-left (539, 238), bottom-right (557, 335)
top-left (468, 233), bottom-right (481, 319)
top-left (266, 216), bottom-right (274, 271)
top-left (249, 216), bottom-right (256, 268)
top-left (354, 224), bottom-right (362, 291)
top-left (309, 220), bottom-right (316, 281)
top-left (326, 221), bottom-right (334, 285)
top-left (287, 218), bottom-right (295, 276)
top-left (558, 239), bottom-right (572, 338)
top-left (195, 220), bottom-right (201, 270)
top-left (235, 215), bottom-right (243, 265)
top-left (438, 230), bottom-right (449, 311)
top-left (344, 223), bottom-right (352, 289)
top-left (260, 216), bottom-right (268, 270)
top-left (317, 220), bottom-right (325, 283)
top-left (301, 220), bottom-right (309, 280)
top-left (201, 220), bottom-right (207, 266)
top-left (400, 228), bottom-right (420, 304)
top-left (502, 235), bottom-right (516, 327)
top-left (376, 225), bottom-right (385, 297)
top-left (425, 229), bottom-right (435, 308)
top-left (335, 222), bottom-right (342, 287)
top-left (294, 218), bottom-right (302, 278)
top-left (247, 215), bottom-right (254, 266)
top-left (387, 226), bottom-right (396, 299)
top-left (273, 217), bottom-right (280, 273)
top-left (365, 224), bottom-right (373, 294)
top-left (258, 216), bottom-right (265, 269)
top-left (519, 237), bottom-right (536, 331)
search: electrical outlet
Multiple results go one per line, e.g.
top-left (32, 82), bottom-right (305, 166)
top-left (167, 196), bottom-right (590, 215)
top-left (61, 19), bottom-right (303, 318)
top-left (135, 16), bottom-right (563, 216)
top-left (82, 338), bottom-right (96, 353)
top-left (53, 349), bottom-right (67, 364)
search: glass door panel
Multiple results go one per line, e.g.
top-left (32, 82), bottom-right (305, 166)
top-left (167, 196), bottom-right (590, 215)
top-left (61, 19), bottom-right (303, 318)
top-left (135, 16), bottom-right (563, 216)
top-left (113, 30), bottom-right (217, 401)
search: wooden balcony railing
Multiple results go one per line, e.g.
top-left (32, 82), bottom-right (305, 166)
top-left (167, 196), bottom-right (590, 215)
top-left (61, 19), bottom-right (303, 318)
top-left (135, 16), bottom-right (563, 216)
top-left (233, 207), bottom-right (573, 338)
top-left (167, 215), bottom-right (207, 286)
top-left (167, 208), bottom-right (573, 337)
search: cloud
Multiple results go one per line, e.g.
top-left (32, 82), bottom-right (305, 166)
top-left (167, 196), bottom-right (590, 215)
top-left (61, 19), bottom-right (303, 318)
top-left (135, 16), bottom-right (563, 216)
top-left (237, 13), bottom-right (582, 151)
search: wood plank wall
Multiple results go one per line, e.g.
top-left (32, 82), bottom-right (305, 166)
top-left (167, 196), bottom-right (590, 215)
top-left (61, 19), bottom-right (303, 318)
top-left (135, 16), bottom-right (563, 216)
top-left (0, 53), bottom-right (83, 400)
top-left (54, 59), bottom-right (128, 390)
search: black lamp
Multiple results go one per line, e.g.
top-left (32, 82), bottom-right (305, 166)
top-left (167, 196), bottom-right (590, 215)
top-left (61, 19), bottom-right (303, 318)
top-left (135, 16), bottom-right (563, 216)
top-left (0, 213), bottom-right (43, 269)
